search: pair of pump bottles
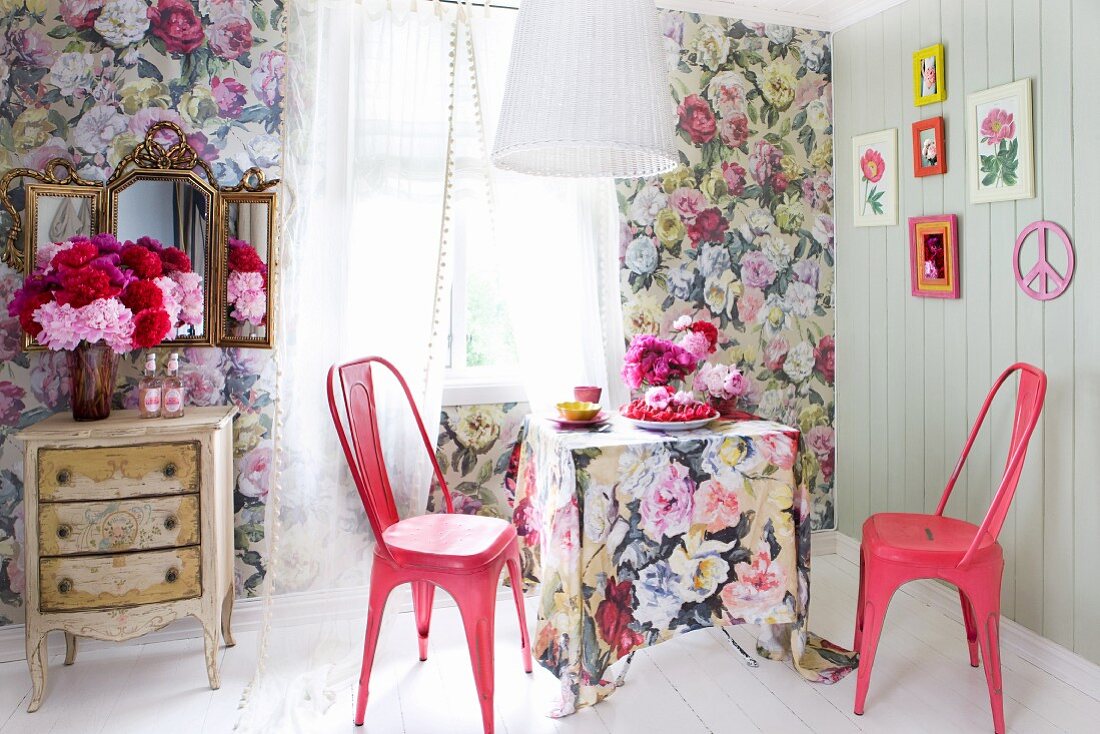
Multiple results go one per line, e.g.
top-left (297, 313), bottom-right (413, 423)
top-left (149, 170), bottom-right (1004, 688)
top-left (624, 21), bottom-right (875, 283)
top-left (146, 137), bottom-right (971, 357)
top-left (137, 352), bottom-right (185, 419)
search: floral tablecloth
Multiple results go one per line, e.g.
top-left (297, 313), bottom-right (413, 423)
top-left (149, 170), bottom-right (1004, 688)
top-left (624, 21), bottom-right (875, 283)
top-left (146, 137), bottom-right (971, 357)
top-left (511, 415), bottom-right (856, 716)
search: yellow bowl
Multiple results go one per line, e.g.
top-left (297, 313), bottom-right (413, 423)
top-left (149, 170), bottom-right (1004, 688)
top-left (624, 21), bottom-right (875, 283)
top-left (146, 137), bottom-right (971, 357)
top-left (556, 401), bottom-right (601, 421)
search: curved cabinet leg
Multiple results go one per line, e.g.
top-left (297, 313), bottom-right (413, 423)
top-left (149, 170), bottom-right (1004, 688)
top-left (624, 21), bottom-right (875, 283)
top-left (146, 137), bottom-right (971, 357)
top-left (26, 629), bottom-right (48, 713)
top-left (221, 588), bottom-right (236, 648)
top-left (202, 620), bottom-right (222, 690)
top-left (64, 633), bottom-right (77, 666)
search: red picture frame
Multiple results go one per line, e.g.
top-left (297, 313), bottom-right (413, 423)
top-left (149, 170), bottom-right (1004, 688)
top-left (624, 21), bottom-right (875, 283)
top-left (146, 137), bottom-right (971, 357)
top-left (912, 117), bottom-right (946, 177)
top-left (909, 215), bottom-right (960, 299)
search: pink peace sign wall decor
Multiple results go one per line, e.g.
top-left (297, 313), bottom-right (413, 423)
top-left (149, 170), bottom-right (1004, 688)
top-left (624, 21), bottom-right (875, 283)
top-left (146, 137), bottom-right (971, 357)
top-left (1014, 221), bottom-right (1075, 301)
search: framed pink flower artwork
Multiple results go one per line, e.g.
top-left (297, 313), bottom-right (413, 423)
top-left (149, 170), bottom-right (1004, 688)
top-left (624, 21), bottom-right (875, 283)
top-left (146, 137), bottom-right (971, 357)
top-left (852, 129), bottom-right (898, 227)
top-left (909, 215), bottom-right (960, 299)
top-left (966, 79), bottom-right (1035, 203)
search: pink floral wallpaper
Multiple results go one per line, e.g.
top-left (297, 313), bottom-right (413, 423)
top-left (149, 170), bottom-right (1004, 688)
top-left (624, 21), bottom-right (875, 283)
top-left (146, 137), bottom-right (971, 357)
top-left (0, 0), bottom-right (284, 626)
top-left (618, 12), bottom-right (836, 530)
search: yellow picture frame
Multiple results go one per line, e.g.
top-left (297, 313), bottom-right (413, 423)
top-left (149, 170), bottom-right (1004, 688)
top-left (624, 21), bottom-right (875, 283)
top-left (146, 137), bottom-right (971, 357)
top-left (913, 44), bottom-right (946, 106)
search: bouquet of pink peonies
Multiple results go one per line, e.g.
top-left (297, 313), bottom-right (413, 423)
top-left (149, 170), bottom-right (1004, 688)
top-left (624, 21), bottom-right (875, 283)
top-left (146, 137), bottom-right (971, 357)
top-left (225, 238), bottom-right (267, 328)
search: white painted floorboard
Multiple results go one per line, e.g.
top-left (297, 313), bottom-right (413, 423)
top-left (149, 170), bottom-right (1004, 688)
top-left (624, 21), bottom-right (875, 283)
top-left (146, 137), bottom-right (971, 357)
top-left (2, 554), bottom-right (1098, 733)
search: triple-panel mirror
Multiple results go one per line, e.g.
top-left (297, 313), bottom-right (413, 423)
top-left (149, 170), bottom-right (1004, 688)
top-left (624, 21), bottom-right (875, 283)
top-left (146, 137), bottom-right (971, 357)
top-left (0, 123), bottom-right (277, 349)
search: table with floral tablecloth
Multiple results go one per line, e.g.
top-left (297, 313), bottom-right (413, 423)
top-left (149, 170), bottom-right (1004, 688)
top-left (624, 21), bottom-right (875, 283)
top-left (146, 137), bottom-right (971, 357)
top-left (510, 415), bottom-right (857, 716)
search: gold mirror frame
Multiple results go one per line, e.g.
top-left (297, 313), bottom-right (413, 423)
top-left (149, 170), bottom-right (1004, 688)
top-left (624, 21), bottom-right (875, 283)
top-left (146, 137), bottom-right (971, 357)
top-left (0, 122), bottom-right (280, 351)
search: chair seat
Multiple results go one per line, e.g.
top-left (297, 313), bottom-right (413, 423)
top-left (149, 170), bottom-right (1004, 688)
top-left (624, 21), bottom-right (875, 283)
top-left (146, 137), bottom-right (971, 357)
top-left (862, 513), bottom-right (1001, 566)
top-left (383, 513), bottom-right (518, 572)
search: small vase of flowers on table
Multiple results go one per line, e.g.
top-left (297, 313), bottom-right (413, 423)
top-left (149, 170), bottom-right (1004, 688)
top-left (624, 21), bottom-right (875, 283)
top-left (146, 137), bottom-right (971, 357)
top-left (8, 234), bottom-right (202, 421)
top-left (620, 316), bottom-right (747, 428)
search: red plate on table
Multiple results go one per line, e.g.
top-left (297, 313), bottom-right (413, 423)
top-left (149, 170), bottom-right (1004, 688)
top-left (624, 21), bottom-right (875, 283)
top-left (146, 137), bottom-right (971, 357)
top-left (548, 411), bottom-right (609, 429)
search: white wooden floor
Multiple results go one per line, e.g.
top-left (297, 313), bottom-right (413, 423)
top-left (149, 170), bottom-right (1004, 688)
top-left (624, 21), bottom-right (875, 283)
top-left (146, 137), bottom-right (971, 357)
top-left (2, 554), bottom-right (1099, 733)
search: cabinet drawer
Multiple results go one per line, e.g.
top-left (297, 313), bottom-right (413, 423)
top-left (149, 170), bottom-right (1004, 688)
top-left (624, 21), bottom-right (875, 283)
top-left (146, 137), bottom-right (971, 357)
top-left (38, 442), bottom-right (200, 502)
top-left (38, 495), bottom-right (200, 557)
top-left (40, 546), bottom-right (201, 612)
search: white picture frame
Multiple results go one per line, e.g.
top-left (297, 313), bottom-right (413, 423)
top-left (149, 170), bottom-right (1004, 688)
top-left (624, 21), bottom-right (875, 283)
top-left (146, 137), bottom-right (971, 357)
top-left (966, 79), bottom-right (1035, 203)
top-left (852, 128), bottom-right (899, 227)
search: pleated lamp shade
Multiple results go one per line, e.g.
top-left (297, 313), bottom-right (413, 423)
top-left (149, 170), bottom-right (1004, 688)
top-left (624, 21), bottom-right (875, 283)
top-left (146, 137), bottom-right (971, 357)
top-left (491, 0), bottom-right (678, 179)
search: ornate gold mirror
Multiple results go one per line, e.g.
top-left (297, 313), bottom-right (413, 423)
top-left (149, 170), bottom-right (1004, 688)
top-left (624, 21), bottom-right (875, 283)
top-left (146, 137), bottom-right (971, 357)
top-left (0, 123), bottom-right (279, 350)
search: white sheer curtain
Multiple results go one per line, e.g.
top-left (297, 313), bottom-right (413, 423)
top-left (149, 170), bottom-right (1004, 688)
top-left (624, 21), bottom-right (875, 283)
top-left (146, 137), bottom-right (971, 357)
top-left (470, 12), bottom-right (625, 413)
top-left (236, 1), bottom-right (459, 730)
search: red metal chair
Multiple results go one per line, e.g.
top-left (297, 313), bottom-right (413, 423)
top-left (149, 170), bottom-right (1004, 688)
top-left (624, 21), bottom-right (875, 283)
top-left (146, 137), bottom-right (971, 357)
top-left (327, 356), bottom-right (532, 733)
top-left (853, 363), bottom-right (1046, 734)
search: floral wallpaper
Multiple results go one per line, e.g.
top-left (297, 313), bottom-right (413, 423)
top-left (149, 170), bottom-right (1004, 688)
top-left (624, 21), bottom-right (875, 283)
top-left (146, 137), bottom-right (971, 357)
top-left (427, 402), bottom-right (528, 519)
top-left (0, 0), bottom-right (285, 626)
top-left (618, 13), bottom-right (836, 530)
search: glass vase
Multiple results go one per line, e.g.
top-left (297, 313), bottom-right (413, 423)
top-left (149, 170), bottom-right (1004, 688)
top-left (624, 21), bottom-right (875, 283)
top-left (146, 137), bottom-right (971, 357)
top-left (710, 396), bottom-right (740, 420)
top-left (67, 342), bottom-right (119, 421)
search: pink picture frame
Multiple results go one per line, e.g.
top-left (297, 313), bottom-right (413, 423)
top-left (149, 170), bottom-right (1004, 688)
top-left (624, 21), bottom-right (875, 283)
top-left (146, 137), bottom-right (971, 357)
top-left (909, 215), bottom-right (960, 299)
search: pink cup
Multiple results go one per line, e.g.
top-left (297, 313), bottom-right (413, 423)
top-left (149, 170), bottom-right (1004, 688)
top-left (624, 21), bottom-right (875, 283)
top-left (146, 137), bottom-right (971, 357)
top-left (574, 386), bottom-right (602, 403)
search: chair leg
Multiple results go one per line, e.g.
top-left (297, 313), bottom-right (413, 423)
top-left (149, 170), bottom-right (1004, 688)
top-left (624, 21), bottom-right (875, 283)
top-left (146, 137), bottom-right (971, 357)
top-left (355, 570), bottom-right (396, 727)
top-left (505, 549), bottom-right (533, 674)
top-left (969, 583), bottom-right (1006, 734)
top-left (412, 581), bottom-right (436, 662)
top-left (853, 572), bottom-right (898, 716)
top-left (960, 589), bottom-right (980, 667)
top-left (455, 568), bottom-right (501, 734)
top-left (853, 548), bottom-right (867, 652)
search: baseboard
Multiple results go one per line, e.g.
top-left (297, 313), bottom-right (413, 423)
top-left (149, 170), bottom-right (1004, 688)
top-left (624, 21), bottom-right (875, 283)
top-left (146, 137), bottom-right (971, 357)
top-left (811, 529), bottom-right (837, 557)
top-left (832, 532), bottom-right (1100, 699)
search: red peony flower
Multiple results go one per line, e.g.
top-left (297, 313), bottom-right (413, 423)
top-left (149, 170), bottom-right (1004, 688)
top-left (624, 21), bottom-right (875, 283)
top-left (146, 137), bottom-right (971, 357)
top-left (722, 161), bottom-right (747, 197)
top-left (147, 0), bottom-right (204, 55)
top-left (121, 244), bottom-right (164, 279)
top-left (57, 267), bottom-right (119, 308)
top-left (132, 308), bottom-right (172, 348)
top-left (121, 280), bottom-right (165, 313)
top-left (595, 580), bottom-right (645, 658)
top-left (227, 240), bottom-right (266, 273)
top-left (61, 0), bottom-right (102, 31)
top-left (687, 207), bottom-right (729, 245)
top-left (718, 112), bottom-right (750, 148)
top-left (159, 247), bottom-right (192, 274)
top-left (677, 94), bottom-right (717, 145)
top-left (814, 335), bottom-right (835, 384)
top-left (52, 241), bottom-right (98, 270)
top-left (18, 291), bottom-right (54, 337)
top-left (689, 321), bottom-right (719, 353)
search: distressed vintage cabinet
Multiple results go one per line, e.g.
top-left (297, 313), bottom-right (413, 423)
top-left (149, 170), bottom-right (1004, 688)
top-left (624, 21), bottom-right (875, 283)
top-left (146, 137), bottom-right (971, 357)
top-left (15, 407), bottom-right (237, 712)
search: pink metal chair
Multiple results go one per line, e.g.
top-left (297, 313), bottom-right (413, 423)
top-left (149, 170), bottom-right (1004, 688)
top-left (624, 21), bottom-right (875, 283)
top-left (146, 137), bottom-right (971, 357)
top-left (327, 356), bottom-right (532, 733)
top-left (853, 363), bottom-right (1046, 734)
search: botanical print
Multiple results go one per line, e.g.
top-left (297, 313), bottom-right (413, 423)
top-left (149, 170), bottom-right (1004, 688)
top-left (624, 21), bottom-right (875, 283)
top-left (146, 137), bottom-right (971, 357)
top-left (427, 402), bottom-right (529, 518)
top-left (977, 99), bottom-right (1019, 189)
top-left (0, 0), bottom-right (285, 626)
top-left (912, 43), bottom-right (945, 106)
top-left (858, 145), bottom-right (887, 216)
top-left (621, 12), bottom-right (836, 530)
top-left (967, 79), bottom-right (1034, 203)
top-left (513, 416), bottom-right (857, 715)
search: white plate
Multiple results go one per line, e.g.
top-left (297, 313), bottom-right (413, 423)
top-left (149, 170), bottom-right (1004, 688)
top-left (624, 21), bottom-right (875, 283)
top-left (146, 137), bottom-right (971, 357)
top-left (621, 415), bottom-right (716, 432)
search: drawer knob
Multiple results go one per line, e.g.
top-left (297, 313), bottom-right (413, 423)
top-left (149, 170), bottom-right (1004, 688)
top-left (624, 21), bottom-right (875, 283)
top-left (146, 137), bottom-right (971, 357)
top-left (163, 463), bottom-right (178, 478)
top-left (56, 524), bottom-right (72, 540)
top-left (165, 568), bottom-right (180, 584)
top-left (56, 469), bottom-right (71, 485)
top-left (58, 578), bottom-right (73, 594)
top-left (164, 516), bottom-right (178, 531)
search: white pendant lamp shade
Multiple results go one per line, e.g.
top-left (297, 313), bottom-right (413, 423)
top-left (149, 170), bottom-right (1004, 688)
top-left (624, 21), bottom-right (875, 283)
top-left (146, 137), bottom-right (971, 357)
top-left (492, 0), bottom-right (678, 178)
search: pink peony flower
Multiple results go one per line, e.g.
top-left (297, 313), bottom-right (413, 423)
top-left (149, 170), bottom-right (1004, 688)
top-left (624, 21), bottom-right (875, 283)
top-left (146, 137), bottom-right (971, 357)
top-left (737, 287), bottom-right (765, 324)
top-left (211, 76), bottom-right (248, 118)
top-left (170, 271), bottom-right (204, 325)
top-left (739, 251), bottom-right (777, 289)
top-left (757, 433), bottom-right (797, 470)
top-left (207, 13), bottom-right (252, 61)
top-left (806, 425), bottom-right (835, 479)
top-left (61, 0), bottom-right (105, 30)
top-left (31, 352), bottom-right (71, 408)
top-left (679, 331), bottom-right (712, 361)
top-left (33, 301), bottom-right (84, 351)
top-left (129, 108), bottom-right (189, 146)
top-left (73, 298), bottom-right (136, 352)
top-left (721, 543), bottom-right (788, 619)
top-left (764, 336), bottom-right (790, 372)
top-left (980, 107), bottom-right (1016, 146)
top-left (154, 275), bottom-right (183, 325)
top-left (749, 140), bottom-right (783, 186)
top-left (671, 390), bottom-right (696, 407)
top-left (722, 161), bottom-right (747, 197)
top-left (670, 187), bottom-right (708, 221)
top-left (227, 270), bottom-right (266, 326)
top-left (645, 386), bottom-right (672, 409)
top-left (179, 357), bottom-right (225, 406)
top-left (718, 113), bottom-right (750, 148)
top-left (859, 148), bottom-right (885, 183)
top-left (251, 50), bottom-right (286, 107)
top-left (639, 462), bottom-right (695, 541)
top-left (237, 444), bottom-right (272, 500)
top-left (693, 479), bottom-right (741, 533)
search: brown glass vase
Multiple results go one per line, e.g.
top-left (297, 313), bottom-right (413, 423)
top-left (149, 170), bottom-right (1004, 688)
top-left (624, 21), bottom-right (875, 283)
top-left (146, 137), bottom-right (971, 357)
top-left (67, 342), bottom-right (119, 421)
top-left (710, 396), bottom-right (740, 419)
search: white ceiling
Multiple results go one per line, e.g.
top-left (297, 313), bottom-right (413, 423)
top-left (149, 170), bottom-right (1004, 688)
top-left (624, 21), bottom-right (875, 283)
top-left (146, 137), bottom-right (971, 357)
top-left (656, 0), bottom-right (907, 32)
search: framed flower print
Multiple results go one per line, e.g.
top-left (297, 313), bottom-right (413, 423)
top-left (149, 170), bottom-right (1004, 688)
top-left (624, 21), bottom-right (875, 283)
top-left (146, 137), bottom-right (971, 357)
top-left (853, 129), bottom-right (898, 227)
top-left (912, 117), bottom-right (946, 177)
top-left (966, 79), bottom-right (1035, 203)
top-left (909, 215), bottom-right (960, 299)
top-left (913, 44), bottom-right (946, 106)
